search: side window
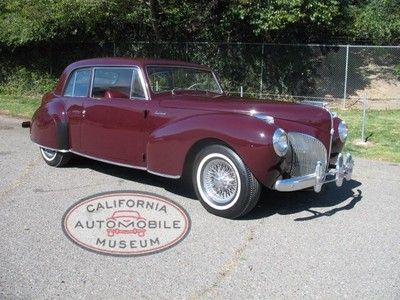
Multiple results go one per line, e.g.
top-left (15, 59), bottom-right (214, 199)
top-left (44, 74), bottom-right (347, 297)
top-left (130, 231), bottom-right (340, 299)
top-left (131, 69), bottom-right (145, 99)
top-left (64, 69), bottom-right (90, 97)
top-left (91, 68), bottom-right (131, 99)
top-left (147, 68), bottom-right (172, 92)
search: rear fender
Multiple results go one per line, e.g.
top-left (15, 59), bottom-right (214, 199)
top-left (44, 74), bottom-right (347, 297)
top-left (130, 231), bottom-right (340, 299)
top-left (146, 113), bottom-right (281, 186)
top-left (30, 99), bottom-right (69, 150)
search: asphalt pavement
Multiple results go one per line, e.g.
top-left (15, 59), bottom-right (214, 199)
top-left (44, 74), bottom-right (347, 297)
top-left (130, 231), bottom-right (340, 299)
top-left (0, 114), bottom-right (399, 299)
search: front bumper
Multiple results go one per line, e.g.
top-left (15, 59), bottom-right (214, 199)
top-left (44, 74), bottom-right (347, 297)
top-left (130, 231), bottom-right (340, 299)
top-left (274, 153), bottom-right (354, 192)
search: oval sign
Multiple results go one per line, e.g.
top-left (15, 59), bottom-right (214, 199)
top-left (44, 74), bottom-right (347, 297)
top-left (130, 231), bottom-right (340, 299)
top-left (62, 191), bottom-right (191, 256)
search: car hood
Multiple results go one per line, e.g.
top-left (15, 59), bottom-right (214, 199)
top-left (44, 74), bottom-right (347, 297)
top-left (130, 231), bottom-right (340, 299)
top-left (159, 94), bottom-right (331, 129)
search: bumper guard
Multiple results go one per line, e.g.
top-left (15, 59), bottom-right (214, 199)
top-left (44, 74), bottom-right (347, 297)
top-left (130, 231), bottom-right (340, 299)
top-left (274, 153), bottom-right (354, 192)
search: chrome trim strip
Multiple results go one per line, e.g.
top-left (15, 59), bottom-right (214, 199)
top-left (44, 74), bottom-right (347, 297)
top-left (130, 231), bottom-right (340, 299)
top-left (326, 108), bottom-right (334, 168)
top-left (89, 66), bottom-right (95, 98)
top-left (35, 146), bottom-right (180, 179)
top-left (35, 143), bottom-right (180, 179)
top-left (147, 169), bottom-right (180, 179)
top-left (34, 143), bottom-right (69, 153)
top-left (137, 67), bottom-right (150, 100)
top-left (129, 68), bottom-right (135, 97)
top-left (73, 151), bottom-right (180, 178)
top-left (69, 150), bottom-right (147, 170)
top-left (211, 71), bottom-right (224, 94)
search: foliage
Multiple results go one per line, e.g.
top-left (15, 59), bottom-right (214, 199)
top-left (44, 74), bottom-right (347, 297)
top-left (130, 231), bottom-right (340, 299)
top-left (351, 0), bottom-right (400, 44)
top-left (0, 67), bottom-right (57, 96)
top-left (232, 0), bottom-right (346, 42)
top-left (394, 64), bottom-right (400, 78)
top-left (0, 0), bottom-right (398, 99)
top-left (0, 0), bottom-right (151, 47)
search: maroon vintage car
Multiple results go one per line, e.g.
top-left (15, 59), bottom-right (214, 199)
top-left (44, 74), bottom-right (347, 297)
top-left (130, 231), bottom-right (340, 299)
top-left (25, 58), bottom-right (353, 218)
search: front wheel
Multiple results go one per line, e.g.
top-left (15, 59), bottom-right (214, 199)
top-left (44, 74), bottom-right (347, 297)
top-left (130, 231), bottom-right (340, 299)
top-left (193, 145), bottom-right (261, 219)
top-left (40, 147), bottom-right (71, 167)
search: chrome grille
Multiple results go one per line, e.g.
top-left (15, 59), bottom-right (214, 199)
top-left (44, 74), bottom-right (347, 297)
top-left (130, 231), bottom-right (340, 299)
top-left (287, 132), bottom-right (327, 177)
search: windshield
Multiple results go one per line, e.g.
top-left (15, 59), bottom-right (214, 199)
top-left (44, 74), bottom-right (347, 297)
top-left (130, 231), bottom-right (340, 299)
top-left (146, 66), bottom-right (222, 94)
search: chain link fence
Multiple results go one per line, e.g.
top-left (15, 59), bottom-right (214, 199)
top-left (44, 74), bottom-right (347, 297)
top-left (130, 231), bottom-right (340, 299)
top-left (2, 42), bottom-right (400, 108)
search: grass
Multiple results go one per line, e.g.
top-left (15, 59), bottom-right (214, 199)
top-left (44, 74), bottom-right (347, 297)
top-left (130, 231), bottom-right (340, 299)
top-left (0, 93), bottom-right (399, 162)
top-left (339, 109), bottom-right (400, 163)
top-left (0, 94), bottom-right (40, 118)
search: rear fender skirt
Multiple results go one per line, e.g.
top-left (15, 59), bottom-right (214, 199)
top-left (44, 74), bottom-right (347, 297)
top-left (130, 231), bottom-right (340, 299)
top-left (146, 113), bottom-right (281, 186)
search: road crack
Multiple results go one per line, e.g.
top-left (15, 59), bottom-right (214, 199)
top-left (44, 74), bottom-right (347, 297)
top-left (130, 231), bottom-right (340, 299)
top-left (191, 221), bottom-right (261, 299)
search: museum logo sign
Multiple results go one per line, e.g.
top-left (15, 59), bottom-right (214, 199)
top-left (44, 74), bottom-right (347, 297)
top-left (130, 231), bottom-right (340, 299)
top-left (62, 191), bottom-right (191, 256)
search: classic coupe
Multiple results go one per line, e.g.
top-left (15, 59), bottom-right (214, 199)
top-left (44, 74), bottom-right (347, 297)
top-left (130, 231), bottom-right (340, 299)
top-left (25, 58), bottom-right (354, 218)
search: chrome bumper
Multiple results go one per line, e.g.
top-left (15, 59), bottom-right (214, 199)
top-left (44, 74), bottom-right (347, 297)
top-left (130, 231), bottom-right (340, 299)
top-left (274, 153), bottom-right (354, 192)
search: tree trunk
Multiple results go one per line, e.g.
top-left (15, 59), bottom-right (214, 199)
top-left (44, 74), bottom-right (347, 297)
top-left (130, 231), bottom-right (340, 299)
top-left (148, 0), bottom-right (162, 41)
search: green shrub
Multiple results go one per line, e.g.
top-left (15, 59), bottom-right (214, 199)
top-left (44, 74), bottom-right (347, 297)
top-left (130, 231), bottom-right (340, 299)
top-left (394, 64), bottom-right (400, 79)
top-left (0, 67), bottom-right (57, 96)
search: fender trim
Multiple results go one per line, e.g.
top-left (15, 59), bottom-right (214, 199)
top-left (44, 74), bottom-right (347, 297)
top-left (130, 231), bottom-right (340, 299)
top-left (34, 143), bottom-right (180, 179)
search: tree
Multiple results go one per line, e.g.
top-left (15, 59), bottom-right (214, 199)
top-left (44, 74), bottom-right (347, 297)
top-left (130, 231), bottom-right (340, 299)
top-left (352, 0), bottom-right (400, 44)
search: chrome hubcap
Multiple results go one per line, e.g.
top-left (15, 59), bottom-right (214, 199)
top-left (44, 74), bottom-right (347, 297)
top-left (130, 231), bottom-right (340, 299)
top-left (40, 147), bottom-right (57, 161)
top-left (197, 154), bottom-right (240, 209)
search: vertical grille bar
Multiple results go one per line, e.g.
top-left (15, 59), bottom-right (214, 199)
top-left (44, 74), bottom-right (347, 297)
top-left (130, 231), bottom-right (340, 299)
top-left (287, 132), bottom-right (327, 177)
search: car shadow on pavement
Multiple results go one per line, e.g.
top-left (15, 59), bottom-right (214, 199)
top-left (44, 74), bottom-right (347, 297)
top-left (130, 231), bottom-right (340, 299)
top-left (68, 156), bottom-right (197, 199)
top-left (69, 156), bottom-right (362, 221)
top-left (243, 180), bottom-right (362, 221)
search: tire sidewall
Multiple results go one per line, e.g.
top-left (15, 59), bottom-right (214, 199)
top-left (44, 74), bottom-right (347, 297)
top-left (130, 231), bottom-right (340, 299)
top-left (193, 145), bottom-right (256, 218)
top-left (40, 147), bottom-right (69, 167)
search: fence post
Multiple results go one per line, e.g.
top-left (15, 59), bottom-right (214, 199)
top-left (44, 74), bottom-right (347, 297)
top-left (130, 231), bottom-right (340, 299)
top-left (343, 44), bottom-right (350, 109)
top-left (185, 42), bottom-right (189, 61)
top-left (240, 86), bottom-right (243, 98)
top-left (361, 92), bottom-right (368, 142)
top-left (259, 43), bottom-right (264, 99)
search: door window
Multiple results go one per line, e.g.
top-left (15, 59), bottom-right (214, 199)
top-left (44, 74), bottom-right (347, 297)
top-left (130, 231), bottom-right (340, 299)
top-left (63, 69), bottom-right (91, 97)
top-left (91, 67), bottom-right (146, 99)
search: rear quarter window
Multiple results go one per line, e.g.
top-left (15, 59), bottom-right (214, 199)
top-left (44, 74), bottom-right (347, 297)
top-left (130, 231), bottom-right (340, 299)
top-left (63, 69), bottom-right (91, 97)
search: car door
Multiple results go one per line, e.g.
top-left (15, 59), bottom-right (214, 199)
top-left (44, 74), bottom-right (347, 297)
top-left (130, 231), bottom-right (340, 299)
top-left (80, 66), bottom-right (148, 167)
top-left (62, 68), bottom-right (91, 151)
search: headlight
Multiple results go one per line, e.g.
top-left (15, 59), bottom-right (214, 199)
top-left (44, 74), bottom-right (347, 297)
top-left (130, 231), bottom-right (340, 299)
top-left (273, 128), bottom-right (288, 157)
top-left (338, 121), bottom-right (348, 142)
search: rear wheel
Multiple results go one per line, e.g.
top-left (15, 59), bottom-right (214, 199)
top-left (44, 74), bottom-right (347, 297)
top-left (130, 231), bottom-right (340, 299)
top-left (40, 147), bottom-right (71, 167)
top-left (193, 145), bottom-right (261, 219)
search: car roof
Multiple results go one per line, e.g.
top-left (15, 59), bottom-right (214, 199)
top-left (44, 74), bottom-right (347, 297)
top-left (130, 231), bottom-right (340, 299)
top-left (67, 57), bottom-right (210, 70)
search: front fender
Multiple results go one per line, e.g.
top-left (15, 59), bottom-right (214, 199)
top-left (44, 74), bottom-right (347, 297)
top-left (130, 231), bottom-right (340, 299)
top-left (30, 99), bottom-right (69, 150)
top-left (146, 113), bottom-right (282, 186)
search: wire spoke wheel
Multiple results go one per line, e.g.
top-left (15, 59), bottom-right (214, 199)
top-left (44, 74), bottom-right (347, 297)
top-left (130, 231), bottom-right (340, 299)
top-left (202, 158), bottom-right (238, 204)
top-left (193, 145), bottom-right (261, 218)
top-left (196, 153), bottom-right (241, 210)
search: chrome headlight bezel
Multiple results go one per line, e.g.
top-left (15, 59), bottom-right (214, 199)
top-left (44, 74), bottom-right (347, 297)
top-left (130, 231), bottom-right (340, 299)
top-left (273, 128), bottom-right (289, 157)
top-left (338, 121), bottom-right (348, 142)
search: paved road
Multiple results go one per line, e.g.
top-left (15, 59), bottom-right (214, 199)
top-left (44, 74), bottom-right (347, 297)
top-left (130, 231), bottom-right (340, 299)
top-left (0, 114), bottom-right (399, 299)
